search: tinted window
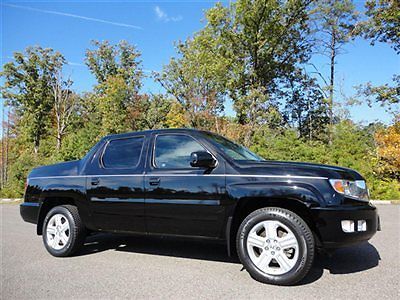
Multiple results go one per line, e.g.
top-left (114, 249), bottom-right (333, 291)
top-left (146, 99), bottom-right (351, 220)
top-left (102, 137), bottom-right (144, 168)
top-left (202, 132), bottom-right (263, 161)
top-left (154, 135), bottom-right (206, 169)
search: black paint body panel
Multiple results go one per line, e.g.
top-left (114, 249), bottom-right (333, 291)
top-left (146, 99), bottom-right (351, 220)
top-left (20, 128), bottom-right (378, 249)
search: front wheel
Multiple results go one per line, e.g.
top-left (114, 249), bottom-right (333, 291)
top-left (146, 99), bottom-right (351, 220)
top-left (236, 207), bottom-right (314, 285)
top-left (42, 205), bottom-right (86, 257)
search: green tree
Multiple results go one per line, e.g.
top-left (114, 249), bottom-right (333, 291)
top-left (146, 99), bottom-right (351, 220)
top-left (156, 30), bottom-right (228, 131)
top-left (50, 70), bottom-right (77, 150)
top-left (358, 0), bottom-right (400, 54)
top-left (85, 40), bottom-right (143, 91)
top-left (312, 0), bottom-right (359, 142)
top-left (1, 46), bottom-right (65, 153)
top-left (128, 94), bottom-right (172, 130)
top-left (85, 40), bottom-right (144, 135)
top-left (355, 0), bottom-right (399, 109)
top-left (165, 101), bottom-right (189, 128)
top-left (97, 75), bottom-right (129, 135)
top-left (357, 75), bottom-right (399, 110)
top-left (193, 0), bottom-right (315, 143)
top-left (283, 72), bottom-right (329, 141)
top-left (58, 92), bottom-right (101, 160)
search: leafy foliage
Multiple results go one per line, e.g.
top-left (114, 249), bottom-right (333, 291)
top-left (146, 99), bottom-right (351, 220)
top-left (203, 0), bottom-right (314, 128)
top-left (311, 0), bottom-right (359, 141)
top-left (0, 3), bottom-right (399, 200)
top-left (375, 117), bottom-right (400, 178)
top-left (357, 75), bottom-right (400, 110)
top-left (1, 46), bottom-right (65, 153)
top-left (355, 1), bottom-right (399, 110)
top-left (358, 0), bottom-right (400, 54)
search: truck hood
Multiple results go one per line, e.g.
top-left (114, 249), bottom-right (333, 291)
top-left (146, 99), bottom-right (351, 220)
top-left (234, 160), bottom-right (364, 181)
top-left (28, 160), bottom-right (81, 178)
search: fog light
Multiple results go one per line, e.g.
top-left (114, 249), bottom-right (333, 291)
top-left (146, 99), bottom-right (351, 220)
top-left (341, 220), bottom-right (355, 233)
top-left (357, 220), bottom-right (367, 232)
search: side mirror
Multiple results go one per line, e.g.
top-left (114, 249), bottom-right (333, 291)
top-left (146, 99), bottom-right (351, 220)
top-left (190, 151), bottom-right (216, 168)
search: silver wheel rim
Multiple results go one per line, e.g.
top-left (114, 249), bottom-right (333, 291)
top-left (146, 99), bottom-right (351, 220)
top-left (246, 220), bottom-right (299, 275)
top-left (46, 214), bottom-right (70, 250)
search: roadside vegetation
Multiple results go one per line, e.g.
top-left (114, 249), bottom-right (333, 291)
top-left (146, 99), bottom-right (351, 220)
top-left (1, 0), bottom-right (399, 199)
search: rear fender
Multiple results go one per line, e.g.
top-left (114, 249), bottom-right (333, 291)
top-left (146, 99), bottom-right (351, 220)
top-left (36, 183), bottom-right (90, 235)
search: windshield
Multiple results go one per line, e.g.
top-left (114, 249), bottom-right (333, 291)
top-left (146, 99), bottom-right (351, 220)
top-left (203, 132), bottom-right (264, 161)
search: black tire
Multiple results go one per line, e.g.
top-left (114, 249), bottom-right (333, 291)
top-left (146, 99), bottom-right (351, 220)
top-left (42, 205), bottom-right (86, 257)
top-left (236, 207), bottom-right (314, 285)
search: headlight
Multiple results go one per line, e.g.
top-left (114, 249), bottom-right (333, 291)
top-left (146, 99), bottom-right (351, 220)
top-left (329, 179), bottom-right (369, 201)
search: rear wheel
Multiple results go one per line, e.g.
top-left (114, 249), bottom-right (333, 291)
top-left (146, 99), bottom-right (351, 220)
top-left (42, 205), bottom-right (86, 257)
top-left (236, 207), bottom-right (314, 285)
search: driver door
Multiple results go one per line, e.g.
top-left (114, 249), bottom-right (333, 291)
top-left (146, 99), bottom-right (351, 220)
top-left (144, 133), bottom-right (226, 238)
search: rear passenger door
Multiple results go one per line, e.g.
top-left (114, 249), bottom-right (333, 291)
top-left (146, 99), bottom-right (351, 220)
top-left (86, 135), bottom-right (147, 233)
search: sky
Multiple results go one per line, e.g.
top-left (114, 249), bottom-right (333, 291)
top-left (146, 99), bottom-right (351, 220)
top-left (1, 0), bottom-right (399, 125)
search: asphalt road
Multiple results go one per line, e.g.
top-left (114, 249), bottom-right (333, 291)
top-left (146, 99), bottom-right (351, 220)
top-left (1, 204), bottom-right (399, 299)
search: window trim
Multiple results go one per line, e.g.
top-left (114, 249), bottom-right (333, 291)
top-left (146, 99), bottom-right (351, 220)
top-left (151, 133), bottom-right (218, 170)
top-left (100, 135), bottom-right (145, 170)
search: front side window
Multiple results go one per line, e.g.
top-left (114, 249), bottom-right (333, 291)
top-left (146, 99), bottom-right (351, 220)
top-left (154, 134), bottom-right (206, 169)
top-left (102, 136), bottom-right (144, 168)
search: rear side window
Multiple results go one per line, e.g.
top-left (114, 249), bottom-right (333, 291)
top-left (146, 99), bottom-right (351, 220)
top-left (102, 136), bottom-right (144, 169)
top-left (154, 134), bottom-right (206, 169)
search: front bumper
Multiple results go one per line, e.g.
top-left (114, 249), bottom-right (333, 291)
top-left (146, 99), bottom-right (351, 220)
top-left (311, 202), bottom-right (380, 248)
top-left (20, 202), bottom-right (40, 224)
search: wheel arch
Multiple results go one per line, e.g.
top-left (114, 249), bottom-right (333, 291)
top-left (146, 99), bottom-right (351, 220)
top-left (226, 196), bottom-right (322, 256)
top-left (37, 196), bottom-right (77, 235)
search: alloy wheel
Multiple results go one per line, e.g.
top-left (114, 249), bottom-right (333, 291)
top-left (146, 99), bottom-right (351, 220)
top-left (46, 213), bottom-right (70, 250)
top-left (246, 220), bottom-right (299, 275)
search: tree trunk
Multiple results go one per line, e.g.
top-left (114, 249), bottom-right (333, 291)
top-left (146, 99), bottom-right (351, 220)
top-left (308, 100), bottom-right (312, 141)
top-left (34, 132), bottom-right (40, 155)
top-left (328, 29), bottom-right (336, 145)
top-left (56, 117), bottom-right (62, 150)
top-left (56, 131), bottom-right (62, 150)
top-left (215, 115), bottom-right (220, 133)
top-left (5, 111), bottom-right (10, 183)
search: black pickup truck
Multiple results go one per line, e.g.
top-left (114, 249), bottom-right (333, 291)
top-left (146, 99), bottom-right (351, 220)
top-left (21, 128), bottom-right (379, 285)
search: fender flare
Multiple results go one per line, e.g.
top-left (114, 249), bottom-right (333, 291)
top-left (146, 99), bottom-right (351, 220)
top-left (225, 181), bottom-right (324, 256)
top-left (36, 184), bottom-right (87, 235)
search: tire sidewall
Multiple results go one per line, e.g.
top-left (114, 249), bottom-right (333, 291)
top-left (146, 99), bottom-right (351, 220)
top-left (237, 208), bottom-right (312, 285)
top-left (42, 206), bottom-right (76, 257)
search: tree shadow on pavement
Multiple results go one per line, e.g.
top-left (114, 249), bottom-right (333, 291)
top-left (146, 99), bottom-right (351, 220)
top-left (78, 233), bottom-right (380, 285)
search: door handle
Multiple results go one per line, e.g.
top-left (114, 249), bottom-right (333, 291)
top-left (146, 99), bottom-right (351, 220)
top-left (91, 178), bottom-right (100, 186)
top-left (149, 177), bottom-right (160, 186)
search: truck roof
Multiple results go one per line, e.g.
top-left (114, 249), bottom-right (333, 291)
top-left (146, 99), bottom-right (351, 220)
top-left (103, 128), bottom-right (209, 140)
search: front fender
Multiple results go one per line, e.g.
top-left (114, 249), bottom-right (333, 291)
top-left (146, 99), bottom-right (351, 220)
top-left (224, 180), bottom-right (325, 256)
top-left (227, 181), bottom-right (324, 208)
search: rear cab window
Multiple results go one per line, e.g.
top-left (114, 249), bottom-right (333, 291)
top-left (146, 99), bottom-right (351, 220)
top-left (102, 136), bottom-right (144, 169)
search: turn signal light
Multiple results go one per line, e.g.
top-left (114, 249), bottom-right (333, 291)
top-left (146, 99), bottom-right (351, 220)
top-left (332, 180), bottom-right (345, 193)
